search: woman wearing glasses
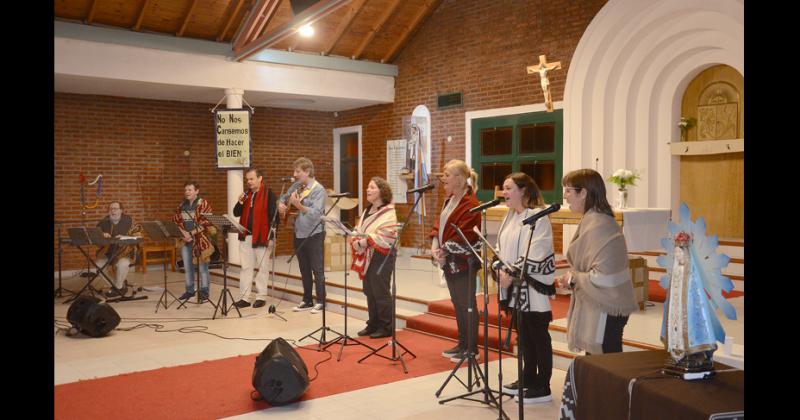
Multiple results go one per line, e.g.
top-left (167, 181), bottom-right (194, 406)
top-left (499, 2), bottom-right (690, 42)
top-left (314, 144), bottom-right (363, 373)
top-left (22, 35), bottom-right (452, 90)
top-left (558, 169), bottom-right (637, 355)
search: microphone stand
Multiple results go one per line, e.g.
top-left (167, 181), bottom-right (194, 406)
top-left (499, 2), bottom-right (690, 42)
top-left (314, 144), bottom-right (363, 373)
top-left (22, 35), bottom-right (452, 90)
top-left (509, 214), bottom-right (542, 420)
top-left (266, 181), bottom-right (287, 321)
top-left (296, 194), bottom-right (344, 348)
top-left (436, 223), bottom-right (505, 418)
top-left (357, 190), bottom-right (427, 372)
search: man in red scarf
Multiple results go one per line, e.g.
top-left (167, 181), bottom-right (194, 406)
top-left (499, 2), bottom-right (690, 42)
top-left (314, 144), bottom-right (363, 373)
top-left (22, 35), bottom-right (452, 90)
top-left (233, 168), bottom-right (278, 308)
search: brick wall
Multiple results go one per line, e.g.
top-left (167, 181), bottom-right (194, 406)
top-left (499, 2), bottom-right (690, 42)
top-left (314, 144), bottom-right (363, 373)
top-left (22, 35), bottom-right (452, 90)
top-left (336, 0), bottom-right (605, 249)
top-left (55, 93), bottom-right (334, 270)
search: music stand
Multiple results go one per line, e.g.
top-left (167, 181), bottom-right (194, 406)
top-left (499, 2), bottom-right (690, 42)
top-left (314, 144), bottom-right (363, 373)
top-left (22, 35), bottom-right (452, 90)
top-left (54, 221), bottom-right (76, 298)
top-left (317, 216), bottom-right (376, 360)
top-left (141, 221), bottom-right (183, 312)
top-left (203, 214), bottom-right (244, 319)
top-left (358, 192), bottom-right (425, 373)
top-left (175, 213), bottom-right (218, 311)
top-left (472, 225), bottom-right (513, 420)
top-left (64, 227), bottom-right (147, 304)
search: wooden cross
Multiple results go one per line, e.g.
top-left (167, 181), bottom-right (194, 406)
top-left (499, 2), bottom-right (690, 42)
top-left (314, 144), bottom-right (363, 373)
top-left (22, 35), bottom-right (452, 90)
top-left (527, 54), bottom-right (562, 112)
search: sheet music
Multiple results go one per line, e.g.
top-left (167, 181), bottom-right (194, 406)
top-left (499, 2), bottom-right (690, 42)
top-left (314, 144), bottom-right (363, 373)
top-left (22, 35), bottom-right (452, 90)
top-left (321, 216), bottom-right (365, 237)
top-left (387, 139), bottom-right (408, 204)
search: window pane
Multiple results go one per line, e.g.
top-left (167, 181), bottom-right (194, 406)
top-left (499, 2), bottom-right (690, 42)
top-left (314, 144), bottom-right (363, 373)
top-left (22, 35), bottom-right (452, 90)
top-left (520, 161), bottom-right (556, 191)
top-left (519, 123), bottom-right (555, 154)
top-left (480, 163), bottom-right (513, 191)
top-left (480, 127), bottom-right (512, 156)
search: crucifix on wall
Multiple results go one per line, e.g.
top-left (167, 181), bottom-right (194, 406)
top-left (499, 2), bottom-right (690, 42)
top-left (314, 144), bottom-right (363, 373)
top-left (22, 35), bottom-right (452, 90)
top-left (527, 54), bottom-right (562, 112)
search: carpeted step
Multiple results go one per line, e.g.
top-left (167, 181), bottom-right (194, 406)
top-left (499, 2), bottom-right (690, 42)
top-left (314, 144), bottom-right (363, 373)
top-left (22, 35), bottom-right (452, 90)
top-left (647, 280), bottom-right (744, 303)
top-left (405, 312), bottom-right (517, 352)
top-left (427, 293), bottom-right (571, 327)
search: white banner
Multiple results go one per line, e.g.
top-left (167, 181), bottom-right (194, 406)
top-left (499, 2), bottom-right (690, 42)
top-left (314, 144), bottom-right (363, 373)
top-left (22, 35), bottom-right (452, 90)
top-left (386, 139), bottom-right (408, 204)
top-left (215, 109), bottom-right (252, 169)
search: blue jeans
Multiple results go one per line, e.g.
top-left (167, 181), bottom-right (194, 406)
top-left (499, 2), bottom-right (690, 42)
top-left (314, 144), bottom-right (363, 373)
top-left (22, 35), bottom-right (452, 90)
top-left (181, 243), bottom-right (210, 293)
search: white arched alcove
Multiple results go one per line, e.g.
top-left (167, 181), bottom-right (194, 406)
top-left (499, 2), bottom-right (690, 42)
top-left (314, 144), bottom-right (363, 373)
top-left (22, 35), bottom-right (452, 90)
top-left (563, 0), bottom-right (743, 211)
top-left (412, 104), bottom-right (432, 178)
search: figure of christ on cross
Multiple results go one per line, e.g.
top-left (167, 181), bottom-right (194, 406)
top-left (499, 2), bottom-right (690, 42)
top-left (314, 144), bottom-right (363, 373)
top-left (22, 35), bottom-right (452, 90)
top-left (527, 54), bottom-right (562, 112)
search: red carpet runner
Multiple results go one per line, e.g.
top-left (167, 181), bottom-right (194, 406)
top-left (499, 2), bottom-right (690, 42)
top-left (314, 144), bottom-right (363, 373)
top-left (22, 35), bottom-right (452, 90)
top-left (54, 330), bottom-right (503, 420)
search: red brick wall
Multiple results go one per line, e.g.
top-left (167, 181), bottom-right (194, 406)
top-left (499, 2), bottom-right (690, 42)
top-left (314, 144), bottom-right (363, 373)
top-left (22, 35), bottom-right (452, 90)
top-left (55, 93), bottom-right (334, 270)
top-left (336, 0), bottom-right (605, 249)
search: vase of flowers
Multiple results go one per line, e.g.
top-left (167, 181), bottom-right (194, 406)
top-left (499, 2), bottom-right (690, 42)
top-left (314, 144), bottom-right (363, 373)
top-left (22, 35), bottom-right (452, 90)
top-left (678, 117), bottom-right (693, 142)
top-left (607, 169), bottom-right (640, 209)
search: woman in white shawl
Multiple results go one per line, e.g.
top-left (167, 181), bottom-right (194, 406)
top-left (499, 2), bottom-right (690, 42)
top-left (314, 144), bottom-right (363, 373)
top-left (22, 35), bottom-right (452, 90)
top-left (494, 173), bottom-right (556, 404)
top-left (350, 177), bottom-right (398, 339)
top-left (557, 169), bottom-right (637, 355)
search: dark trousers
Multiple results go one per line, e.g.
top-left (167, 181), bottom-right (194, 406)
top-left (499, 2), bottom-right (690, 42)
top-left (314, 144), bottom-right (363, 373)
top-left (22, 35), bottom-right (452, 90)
top-left (295, 231), bottom-right (326, 304)
top-left (601, 314), bottom-right (628, 353)
top-left (444, 266), bottom-right (479, 352)
top-left (363, 251), bottom-right (394, 332)
top-left (516, 310), bottom-right (553, 390)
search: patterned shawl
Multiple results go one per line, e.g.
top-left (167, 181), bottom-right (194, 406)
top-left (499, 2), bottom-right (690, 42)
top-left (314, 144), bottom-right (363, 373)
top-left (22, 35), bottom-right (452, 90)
top-left (350, 204), bottom-right (398, 280)
top-left (565, 209), bottom-right (638, 354)
top-left (172, 197), bottom-right (216, 262)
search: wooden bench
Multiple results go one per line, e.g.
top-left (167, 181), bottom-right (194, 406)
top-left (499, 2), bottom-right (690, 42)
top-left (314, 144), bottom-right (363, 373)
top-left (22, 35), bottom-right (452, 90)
top-left (136, 242), bottom-right (177, 273)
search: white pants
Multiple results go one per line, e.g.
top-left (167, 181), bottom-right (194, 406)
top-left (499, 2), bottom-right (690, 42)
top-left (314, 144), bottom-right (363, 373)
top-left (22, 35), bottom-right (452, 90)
top-left (239, 236), bottom-right (272, 301)
top-left (95, 256), bottom-right (131, 289)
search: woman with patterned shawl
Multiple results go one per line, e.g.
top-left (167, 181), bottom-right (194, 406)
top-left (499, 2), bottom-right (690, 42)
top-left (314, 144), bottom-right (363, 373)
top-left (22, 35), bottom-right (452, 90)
top-left (558, 169), bottom-right (637, 355)
top-left (173, 180), bottom-right (216, 302)
top-left (350, 177), bottom-right (398, 339)
top-left (430, 159), bottom-right (482, 362)
top-left (494, 173), bottom-right (556, 404)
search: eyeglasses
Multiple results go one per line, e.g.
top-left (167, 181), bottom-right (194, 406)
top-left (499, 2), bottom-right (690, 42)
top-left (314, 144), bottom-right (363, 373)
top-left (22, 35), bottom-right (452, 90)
top-left (109, 207), bottom-right (122, 211)
top-left (563, 187), bottom-right (582, 193)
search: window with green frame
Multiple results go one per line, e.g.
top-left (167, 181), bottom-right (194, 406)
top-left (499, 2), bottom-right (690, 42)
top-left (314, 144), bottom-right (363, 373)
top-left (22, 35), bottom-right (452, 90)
top-left (471, 110), bottom-right (563, 204)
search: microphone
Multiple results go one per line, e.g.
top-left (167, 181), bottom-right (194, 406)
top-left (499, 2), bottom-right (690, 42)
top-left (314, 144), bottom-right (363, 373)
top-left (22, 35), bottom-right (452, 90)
top-left (469, 197), bottom-right (504, 213)
top-left (328, 192), bottom-right (350, 198)
top-left (280, 176), bottom-right (295, 182)
top-left (408, 184), bottom-right (435, 194)
top-left (521, 203), bottom-right (561, 226)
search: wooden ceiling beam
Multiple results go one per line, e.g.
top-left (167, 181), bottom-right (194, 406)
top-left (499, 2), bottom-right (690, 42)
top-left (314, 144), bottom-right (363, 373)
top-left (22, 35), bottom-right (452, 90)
top-left (177, 0), bottom-right (200, 37)
top-left (234, 0), bottom-right (352, 62)
top-left (85, 0), bottom-right (99, 25)
top-left (132, 0), bottom-right (151, 31)
top-left (382, 0), bottom-right (441, 63)
top-left (217, 0), bottom-right (245, 41)
top-left (322, 0), bottom-right (367, 56)
top-left (232, 0), bottom-right (274, 50)
top-left (250, 0), bottom-right (283, 44)
top-left (351, 0), bottom-right (400, 60)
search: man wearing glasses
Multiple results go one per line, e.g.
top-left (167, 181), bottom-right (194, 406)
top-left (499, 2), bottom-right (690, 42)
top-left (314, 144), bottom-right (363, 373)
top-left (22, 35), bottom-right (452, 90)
top-left (95, 201), bottom-right (140, 298)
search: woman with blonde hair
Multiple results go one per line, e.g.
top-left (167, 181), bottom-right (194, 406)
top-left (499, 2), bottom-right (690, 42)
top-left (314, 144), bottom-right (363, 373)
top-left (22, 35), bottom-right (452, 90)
top-left (430, 159), bottom-right (482, 362)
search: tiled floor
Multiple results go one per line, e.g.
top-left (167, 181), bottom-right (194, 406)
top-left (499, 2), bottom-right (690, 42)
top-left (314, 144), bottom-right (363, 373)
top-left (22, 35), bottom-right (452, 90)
top-left (54, 249), bottom-right (744, 419)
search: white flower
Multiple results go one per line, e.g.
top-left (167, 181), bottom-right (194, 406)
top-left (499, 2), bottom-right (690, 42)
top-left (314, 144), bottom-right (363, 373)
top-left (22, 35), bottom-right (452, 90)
top-left (613, 169), bottom-right (625, 177)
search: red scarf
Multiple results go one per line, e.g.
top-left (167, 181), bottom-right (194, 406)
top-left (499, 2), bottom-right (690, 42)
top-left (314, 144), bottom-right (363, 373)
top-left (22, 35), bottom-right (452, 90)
top-left (238, 181), bottom-right (270, 247)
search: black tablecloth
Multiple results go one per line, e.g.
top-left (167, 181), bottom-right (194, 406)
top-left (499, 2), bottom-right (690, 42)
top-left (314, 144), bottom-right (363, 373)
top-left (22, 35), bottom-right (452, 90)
top-left (559, 350), bottom-right (743, 420)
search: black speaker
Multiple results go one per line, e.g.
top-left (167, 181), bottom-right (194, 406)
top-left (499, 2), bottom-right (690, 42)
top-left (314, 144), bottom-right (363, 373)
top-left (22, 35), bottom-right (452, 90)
top-left (290, 0), bottom-right (321, 15)
top-left (66, 295), bottom-right (121, 337)
top-left (252, 337), bottom-right (309, 405)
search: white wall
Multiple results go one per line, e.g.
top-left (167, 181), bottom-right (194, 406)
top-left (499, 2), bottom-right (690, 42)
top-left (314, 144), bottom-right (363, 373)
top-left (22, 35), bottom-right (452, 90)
top-left (563, 0), bottom-right (744, 213)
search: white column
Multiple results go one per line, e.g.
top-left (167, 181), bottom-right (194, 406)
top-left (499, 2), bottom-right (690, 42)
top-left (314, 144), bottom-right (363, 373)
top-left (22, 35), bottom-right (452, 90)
top-left (225, 88), bottom-right (244, 265)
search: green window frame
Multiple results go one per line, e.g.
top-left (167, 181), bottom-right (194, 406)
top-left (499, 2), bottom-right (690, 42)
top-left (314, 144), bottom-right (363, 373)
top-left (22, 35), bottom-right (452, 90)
top-left (471, 109), bottom-right (563, 204)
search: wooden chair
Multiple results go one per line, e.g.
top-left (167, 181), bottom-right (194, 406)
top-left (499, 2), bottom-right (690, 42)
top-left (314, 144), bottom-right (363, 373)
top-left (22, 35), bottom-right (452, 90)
top-left (137, 241), bottom-right (177, 273)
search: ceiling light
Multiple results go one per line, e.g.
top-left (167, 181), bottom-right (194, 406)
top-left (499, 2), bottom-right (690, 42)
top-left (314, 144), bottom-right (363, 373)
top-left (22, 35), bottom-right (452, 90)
top-left (298, 24), bottom-right (314, 37)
